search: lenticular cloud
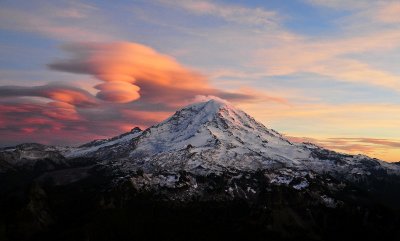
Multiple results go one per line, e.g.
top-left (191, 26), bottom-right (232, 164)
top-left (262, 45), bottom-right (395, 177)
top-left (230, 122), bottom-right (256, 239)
top-left (48, 42), bottom-right (208, 103)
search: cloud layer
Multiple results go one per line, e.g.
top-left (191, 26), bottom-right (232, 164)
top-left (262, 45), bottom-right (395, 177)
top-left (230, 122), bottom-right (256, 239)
top-left (287, 135), bottom-right (400, 162)
top-left (0, 84), bottom-right (97, 107)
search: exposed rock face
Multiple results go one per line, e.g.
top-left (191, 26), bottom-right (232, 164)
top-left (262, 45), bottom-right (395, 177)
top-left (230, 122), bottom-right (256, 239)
top-left (1, 97), bottom-right (400, 241)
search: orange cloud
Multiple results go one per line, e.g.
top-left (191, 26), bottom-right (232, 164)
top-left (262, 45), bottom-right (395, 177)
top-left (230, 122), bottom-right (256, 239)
top-left (44, 101), bottom-right (80, 121)
top-left (287, 135), bottom-right (400, 162)
top-left (48, 42), bottom-right (212, 103)
top-left (121, 109), bottom-right (172, 123)
top-left (95, 81), bottom-right (140, 103)
top-left (0, 84), bottom-right (97, 107)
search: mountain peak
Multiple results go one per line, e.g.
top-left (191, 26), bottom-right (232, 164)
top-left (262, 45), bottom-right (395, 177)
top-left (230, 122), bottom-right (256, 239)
top-left (192, 95), bottom-right (230, 105)
top-left (185, 95), bottom-right (235, 115)
top-left (155, 96), bottom-right (238, 130)
top-left (127, 95), bottom-right (308, 170)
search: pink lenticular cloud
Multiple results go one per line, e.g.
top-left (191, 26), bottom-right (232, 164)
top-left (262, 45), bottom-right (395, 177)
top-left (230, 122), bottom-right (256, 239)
top-left (95, 81), bottom-right (140, 103)
top-left (48, 42), bottom-right (211, 103)
top-left (0, 84), bottom-right (97, 107)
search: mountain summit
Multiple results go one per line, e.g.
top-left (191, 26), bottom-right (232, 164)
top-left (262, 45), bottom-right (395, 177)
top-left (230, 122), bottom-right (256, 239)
top-left (120, 97), bottom-right (310, 173)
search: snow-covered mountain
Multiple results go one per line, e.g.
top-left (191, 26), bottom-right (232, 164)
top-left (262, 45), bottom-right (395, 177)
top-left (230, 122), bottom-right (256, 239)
top-left (52, 97), bottom-right (398, 178)
top-left (2, 97), bottom-right (399, 179)
top-left (1, 96), bottom-right (399, 190)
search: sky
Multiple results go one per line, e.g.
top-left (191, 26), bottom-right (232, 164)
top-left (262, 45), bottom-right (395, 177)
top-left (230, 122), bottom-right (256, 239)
top-left (0, 0), bottom-right (399, 162)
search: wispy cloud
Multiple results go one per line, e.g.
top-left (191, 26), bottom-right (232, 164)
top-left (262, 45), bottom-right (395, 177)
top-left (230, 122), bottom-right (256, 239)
top-left (258, 29), bottom-right (400, 90)
top-left (305, 0), bottom-right (371, 9)
top-left (374, 2), bottom-right (400, 24)
top-left (154, 0), bottom-right (400, 93)
top-left (0, 2), bottom-right (115, 41)
top-left (307, 0), bottom-right (400, 29)
top-left (158, 0), bottom-right (280, 27)
top-left (287, 135), bottom-right (400, 161)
